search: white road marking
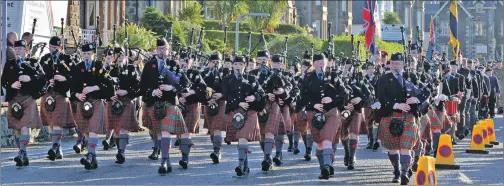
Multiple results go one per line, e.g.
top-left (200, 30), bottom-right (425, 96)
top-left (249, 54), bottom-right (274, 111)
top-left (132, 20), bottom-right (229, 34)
top-left (458, 172), bottom-right (473, 184)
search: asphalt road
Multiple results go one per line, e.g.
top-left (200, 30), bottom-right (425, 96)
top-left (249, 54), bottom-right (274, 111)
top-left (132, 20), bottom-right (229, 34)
top-left (1, 116), bottom-right (502, 185)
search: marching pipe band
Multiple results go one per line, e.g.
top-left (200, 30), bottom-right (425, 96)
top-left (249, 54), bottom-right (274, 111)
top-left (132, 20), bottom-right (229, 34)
top-left (2, 22), bottom-right (502, 185)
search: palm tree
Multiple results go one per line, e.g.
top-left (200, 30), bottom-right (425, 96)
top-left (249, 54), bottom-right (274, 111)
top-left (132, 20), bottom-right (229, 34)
top-left (246, 0), bottom-right (287, 32)
top-left (178, 1), bottom-right (205, 25)
top-left (208, 0), bottom-right (249, 28)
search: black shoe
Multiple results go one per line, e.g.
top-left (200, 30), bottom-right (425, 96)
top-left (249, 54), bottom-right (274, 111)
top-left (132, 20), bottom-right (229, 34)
top-left (235, 166), bottom-right (245, 176)
top-left (287, 144), bottom-right (293, 152)
top-left (319, 165), bottom-right (331, 180)
top-left (372, 142), bottom-right (380, 151)
top-left (452, 138), bottom-right (458, 145)
top-left (347, 157), bottom-right (355, 170)
top-left (179, 154), bottom-right (188, 169)
top-left (329, 165), bottom-right (334, 175)
top-left (102, 139), bottom-right (110, 150)
top-left (293, 142), bottom-right (300, 154)
top-left (158, 159), bottom-right (172, 174)
top-left (48, 144), bottom-right (63, 161)
top-left (148, 147), bottom-right (160, 160)
top-left (14, 150), bottom-right (25, 167)
top-left (273, 153), bottom-right (283, 166)
top-left (392, 170), bottom-right (400, 183)
top-left (80, 153), bottom-right (98, 170)
top-left (210, 151), bottom-right (221, 164)
top-left (73, 144), bottom-right (81, 154)
top-left (400, 175), bottom-right (409, 185)
top-left (304, 147), bottom-right (312, 161)
top-left (81, 141), bottom-right (88, 153)
top-left (115, 150), bottom-right (125, 164)
top-left (174, 139), bottom-right (180, 147)
top-left (408, 168), bottom-right (413, 178)
top-left (366, 141), bottom-right (373, 149)
top-left (261, 156), bottom-right (273, 171)
top-left (343, 154), bottom-right (349, 167)
top-left (109, 138), bottom-right (116, 148)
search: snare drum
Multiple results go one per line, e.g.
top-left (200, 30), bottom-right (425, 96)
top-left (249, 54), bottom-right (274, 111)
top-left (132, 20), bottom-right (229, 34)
top-left (445, 101), bottom-right (458, 115)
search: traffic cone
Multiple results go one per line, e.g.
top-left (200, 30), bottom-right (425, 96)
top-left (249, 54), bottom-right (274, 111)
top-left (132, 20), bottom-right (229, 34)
top-left (466, 125), bottom-right (489, 154)
top-left (414, 156), bottom-right (438, 186)
top-left (435, 134), bottom-right (460, 169)
top-left (485, 119), bottom-right (500, 145)
top-left (478, 122), bottom-right (494, 148)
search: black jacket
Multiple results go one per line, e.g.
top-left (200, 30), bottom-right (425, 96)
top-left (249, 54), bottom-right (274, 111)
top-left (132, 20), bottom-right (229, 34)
top-left (40, 53), bottom-right (74, 97)
top-left (2, 58), bottom-right (46, 101)
top-left (377, 73), bottom-right (430, 117)
top-left (105, 63), bottom-right (140, 100)
top-left (222, 72), bottom-right (266, 113)
top-left (300, 71), bottom-right (349, 112)
top-left (70, 60), bottom-right (114, 100)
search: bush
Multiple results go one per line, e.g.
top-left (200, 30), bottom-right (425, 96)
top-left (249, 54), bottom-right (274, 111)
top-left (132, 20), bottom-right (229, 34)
top-left (204, 30), bottom-right (280, 56)
top-left (319, 36), bottom-right (404, 63)
top-left (203, 20), bottom-right (251, 31)
top-left (268, 34), bottom-right (324, 65)
top-left (276, 24), bottom-right (307, 35)
top-left (115, 23), bottom-right (157, 51)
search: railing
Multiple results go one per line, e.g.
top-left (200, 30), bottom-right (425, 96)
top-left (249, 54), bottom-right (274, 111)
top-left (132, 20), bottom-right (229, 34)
top-left (80, 29), bottom-right (113, 46)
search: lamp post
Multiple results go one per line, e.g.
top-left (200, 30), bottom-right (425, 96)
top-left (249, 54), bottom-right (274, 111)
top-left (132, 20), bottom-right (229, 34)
top-left (235, 13), bottom-right (270, 53)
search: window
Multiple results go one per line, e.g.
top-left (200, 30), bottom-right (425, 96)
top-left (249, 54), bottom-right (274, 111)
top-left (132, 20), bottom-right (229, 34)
top-left (475, 21), bottom-right (485, 36)
top-left (342, 1), bottom-right (347, 12)
top-left (316, 1), bottom-right (321, 6)
top-left (476, 4), bottom-right (483, 13)
top-left (440, 21), bottom-right (450, 36)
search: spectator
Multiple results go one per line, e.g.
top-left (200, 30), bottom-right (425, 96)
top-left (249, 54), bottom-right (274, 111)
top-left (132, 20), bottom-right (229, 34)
top-left (5, 32), bottom-right (18, 63)
top-left (22, 32), bottom-right (33, 55)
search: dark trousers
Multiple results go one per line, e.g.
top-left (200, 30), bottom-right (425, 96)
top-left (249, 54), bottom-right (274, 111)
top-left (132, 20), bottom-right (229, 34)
top-left (489, 92), bottom-right (497, 117)
top-left (457, 97), bottom-right (468, 135)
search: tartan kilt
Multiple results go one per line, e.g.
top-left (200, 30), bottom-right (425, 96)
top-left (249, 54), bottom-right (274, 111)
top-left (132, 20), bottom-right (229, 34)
top-left (204, 101), bottom-right (227, 132)
top-left (105, 99), bottom-right (140, 132)
top-left (260, 101), bottom-right (283, 135)
top-left (378, 112), bottom-right (419, 150)
top-left (7, 95), bottom-right (43, 129)
top-left (184, 103), bottom-right (201, 133)
top-left (363, 107), bottom-right (374, 129)
top-left (142, 102), bottom-right (154, 130)
top-left (225, 108), bottom-right (261, 142)
top-left (341, 112), bottom-right (363, 138)
top-left (74, 99), bottom-right (106, 134)
top-left (333, 124), bottom-right (342, 144)
top-left (294, 111), bottom-right (310, 135)
top-left (157, 104), bottom-right (188, 135)
top-left (39, 92), bottom-right (76, 128)
top-left (279, 106), bottom-right (293, 134)
top-left (418, 114), bottom-right (431, 141)
top-left (428, 110), bottom-right (442, 131)
top-left (310, 108), bottom-right (341, 143)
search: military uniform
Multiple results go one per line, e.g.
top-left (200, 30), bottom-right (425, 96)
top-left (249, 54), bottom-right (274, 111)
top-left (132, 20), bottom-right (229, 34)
top-left (1, 40), bottom-right (46, 167)
top-left (39, 37), bottom-right (77, 161)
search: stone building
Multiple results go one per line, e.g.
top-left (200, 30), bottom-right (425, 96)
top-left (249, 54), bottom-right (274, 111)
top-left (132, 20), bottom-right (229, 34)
top-left (296, 0), bottom-right (328, 39)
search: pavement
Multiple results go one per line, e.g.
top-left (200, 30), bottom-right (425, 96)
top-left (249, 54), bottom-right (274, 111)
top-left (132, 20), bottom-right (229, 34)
top-left (1, 116), bottom-right (502, 185)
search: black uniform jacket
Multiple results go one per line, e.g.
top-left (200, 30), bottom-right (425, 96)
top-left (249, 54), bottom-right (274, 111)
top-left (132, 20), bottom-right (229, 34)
top-left (40, 53), bottom-right (74, 97)
top-left (377, 72), bottom-right (430, 117)
top-left (138, 57), bottom-right (190, 106)
top-left (105, 63), bottom-right (140, 100)
top-left (183, 67), bottom-right (208, 105)
top-left (70, 60), bottom-right (114, 100)
top-left (222, 72), bottom-right (266, 114)
top-left (2, 58), bottom-right (46, 101)
top-left (300, 71), bottom-right (349, 112)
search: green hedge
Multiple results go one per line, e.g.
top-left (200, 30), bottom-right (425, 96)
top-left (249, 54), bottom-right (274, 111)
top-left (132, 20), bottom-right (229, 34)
top-left (267, 34), bottom-right (324, 64)
top-left (203, 20), bottom-right (251, 31)
top-left (320, 36), bottom-right (404, 62)
top-left (275, 24), bottom-right (307, 35)
top-left (203, 30), bottom-right (280, 55)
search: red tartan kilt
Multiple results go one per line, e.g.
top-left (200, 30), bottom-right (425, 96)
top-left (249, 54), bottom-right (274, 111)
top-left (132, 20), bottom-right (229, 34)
top-left (279, 106), bottom-right (293, 134)
top-left (363, 107), bottom-right (374, 128)
top-left (184, 103), bottom-right (201, 133)
top-left (310, 108), bottom-right (341, 143)
top-left (445, 101), bottom-right (458, 115)
top-left (378, 112), bottom-right (419, 150)
top-left (40, 92), bottom-right (76, 128)
top-left (142, 102), bottom-right (154, 130)
top-left (341, 112), bottom-right (363, 138)
top-left (260, 102), bottom-right (283, 135)
top-left (428, 110), bottom-right (442, 131)
top-left (294, 111), bottom-right (310, 135)
top-left (74, 99), bottom-right (106, 134)
top-left (157, 104), bottom-right (188, 135)
top-left (7, 95), bottom-right (43, 129)
top-left (418, 115), bottom-right (431, 140)
top-left (204, 101), bottom-right (227, 132)
top-left (105, 99), bottom-right (140, 132)
top-left (225, 108), bottom-right (261, 142)
top-left (333, 122), bottom-right (343, 144)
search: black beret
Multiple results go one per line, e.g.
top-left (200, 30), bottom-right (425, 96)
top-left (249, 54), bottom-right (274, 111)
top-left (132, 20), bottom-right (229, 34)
top-left (441, 63), bottom-right (450, 71)
top-left (345, 58), bottom-right (353, 64)
top-left (485, 68), bottom-right (492, 72)
top-left (14, 40), bottom-right (26, 48)
top-left (104, 48), bottom-right (113, 56)
top-left (271, 54), bottom-right (283, 63)
top-left (224, 56), bottom-right (233, 63)
top-left (303, 51), bottom-right (312, 60)
top-left (390, 53), bottom-right (404, 61)
top-left (449, 60), bottom-right (458, 66)
top-left (233, 56), bottom-right (245, 63)
top-left (180, 51), bottom-right (189, 59)
top-left (209, 54), bottom-right (221, 61)
top-left (313, 53), bottom-right (325, 61)
top-left (248, 57), bottom-right (256, 63)
top-left (114, 46), bottom-right (124, 55)
top-left (423, 62), bottom-right (431, 71)
top-left (302, 59), bottom-right (312, 67)
top-left (410, 43), bottom-right (418, 50)
top-left (49, 36), bottom-right (62, 46)
top-left (81, 43), bottom-right (96, 52)
top-left (257, 50), bottom-right (269, 58)
top-left (157, 38), bottom-right (168, 47)
top-left (364, 62), bottom-right (375, 69)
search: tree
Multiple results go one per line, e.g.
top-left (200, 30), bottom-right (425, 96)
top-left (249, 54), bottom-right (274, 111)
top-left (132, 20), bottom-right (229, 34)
top-left (140, 6), bottom-right (171, 36)
top-left (268, 34), bottom-right (324, 65)
top-left (178, 1), bottom-right (205, 26)
top-left (246, 0), bottom-right (287, 32)
top-left (207, 0), bottom-right (248, 29)
top-left (116, 23), bottom-right (157, 51)
top-left (381, 11), bottom-right (402, 24)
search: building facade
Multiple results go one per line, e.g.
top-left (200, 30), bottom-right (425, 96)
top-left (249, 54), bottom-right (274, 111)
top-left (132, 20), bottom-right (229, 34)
top-left (327, 0), bottom-right (353, 36)
top-left (296, 0), bottom-right (328, 39)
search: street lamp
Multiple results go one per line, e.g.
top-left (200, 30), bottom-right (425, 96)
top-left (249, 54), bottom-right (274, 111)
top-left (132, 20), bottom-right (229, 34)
top-left (235, 13), bottom-right (270, 53)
